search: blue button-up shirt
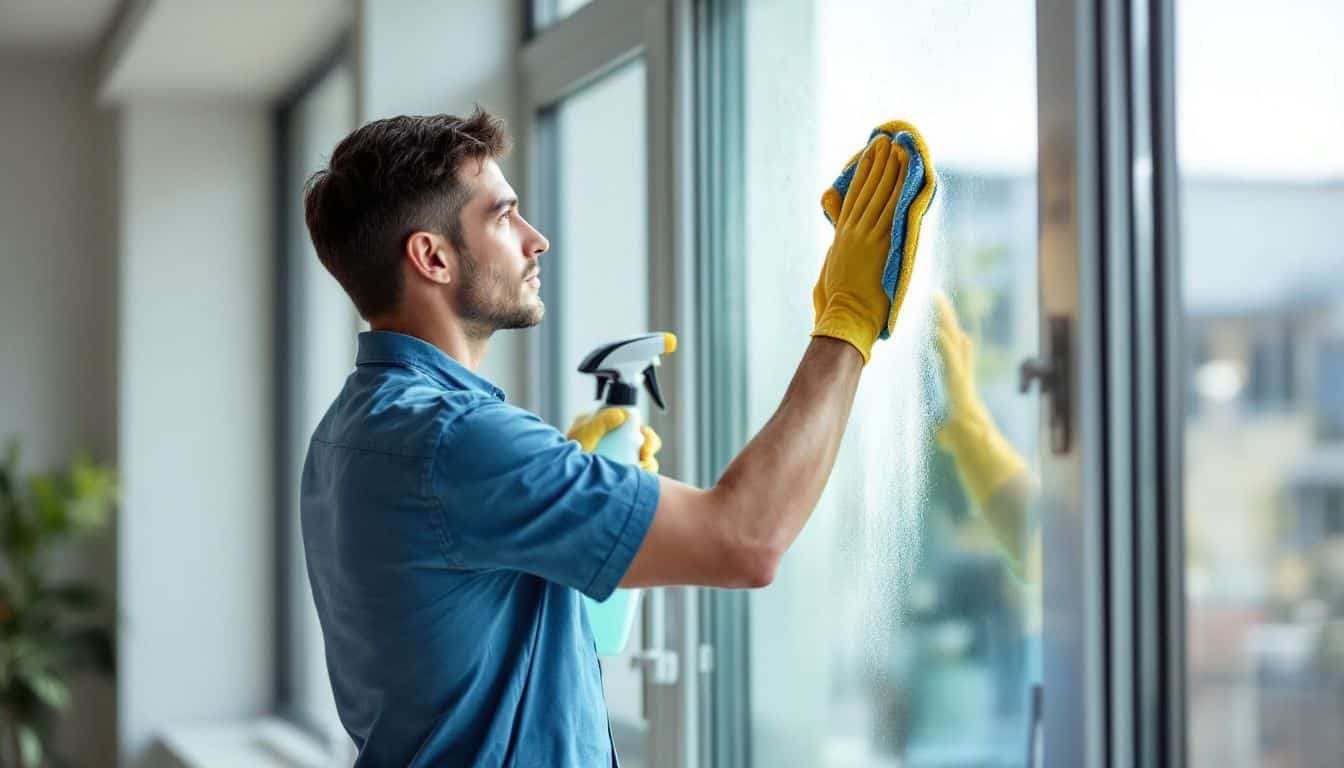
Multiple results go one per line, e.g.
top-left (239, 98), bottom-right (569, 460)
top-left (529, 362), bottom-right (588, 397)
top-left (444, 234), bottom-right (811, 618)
top-left (301, 330), bottom-right (659, 767)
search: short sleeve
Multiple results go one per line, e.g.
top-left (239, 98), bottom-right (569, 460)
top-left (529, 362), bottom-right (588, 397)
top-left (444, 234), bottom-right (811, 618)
top-left (433, 398), bottom-right (660, 601)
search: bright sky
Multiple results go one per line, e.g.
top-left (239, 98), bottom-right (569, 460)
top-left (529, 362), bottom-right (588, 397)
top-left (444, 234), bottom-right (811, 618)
top-left (814, 0), bottom-right (1344, 181)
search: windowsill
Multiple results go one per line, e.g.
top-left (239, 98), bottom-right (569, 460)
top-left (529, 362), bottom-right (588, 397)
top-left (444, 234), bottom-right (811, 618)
top-left (158, 718), bottom-right (333, 768)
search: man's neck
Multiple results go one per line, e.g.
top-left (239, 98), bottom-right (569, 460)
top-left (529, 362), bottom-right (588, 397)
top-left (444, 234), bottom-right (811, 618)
top-left (370, 315), bottom-right (490, 371)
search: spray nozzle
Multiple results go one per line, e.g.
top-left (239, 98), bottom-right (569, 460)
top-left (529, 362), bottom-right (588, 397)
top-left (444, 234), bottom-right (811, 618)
top-left (578, 332), bottom-right (678, 411)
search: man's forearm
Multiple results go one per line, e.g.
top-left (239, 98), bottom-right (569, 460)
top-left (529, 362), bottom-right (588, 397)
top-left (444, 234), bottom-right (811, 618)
top-left (711, 336), bottom-right (864, 559)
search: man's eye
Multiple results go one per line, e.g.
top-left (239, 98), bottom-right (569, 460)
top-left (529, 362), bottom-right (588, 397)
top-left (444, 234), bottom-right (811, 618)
top-left (499, 210), bottom-right (511, 223)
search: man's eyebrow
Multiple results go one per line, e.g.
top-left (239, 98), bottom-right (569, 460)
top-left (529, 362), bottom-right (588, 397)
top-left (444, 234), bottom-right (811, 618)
top-left (487, 197), bottom-right (518, 215)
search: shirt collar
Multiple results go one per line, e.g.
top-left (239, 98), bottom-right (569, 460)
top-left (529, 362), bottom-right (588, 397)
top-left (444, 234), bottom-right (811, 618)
top-left (356, 331), bottom-right (506, 400)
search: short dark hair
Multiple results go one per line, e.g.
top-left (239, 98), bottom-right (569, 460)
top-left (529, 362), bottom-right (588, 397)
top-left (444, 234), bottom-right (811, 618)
top-left (303, 107), bottom-right (511, 319)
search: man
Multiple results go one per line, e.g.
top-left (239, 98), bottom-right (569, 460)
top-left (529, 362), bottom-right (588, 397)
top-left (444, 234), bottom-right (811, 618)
top-left (300, 107), bottom-right (909, 766)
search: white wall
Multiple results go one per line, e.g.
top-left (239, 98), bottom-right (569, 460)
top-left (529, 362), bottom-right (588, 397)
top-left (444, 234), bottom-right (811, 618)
top-left (117, 102), bottom-right (275, 767)
top-left (0, 55), bottom-right (118, 768)
top-left (0, 57), bottom-right (117, 476)
top-left (358, 0), bottom-right (528, 401)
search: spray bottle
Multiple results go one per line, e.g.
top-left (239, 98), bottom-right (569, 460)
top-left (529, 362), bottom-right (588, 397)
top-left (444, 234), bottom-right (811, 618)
top-left (577, 331), bottom-right (677, 655)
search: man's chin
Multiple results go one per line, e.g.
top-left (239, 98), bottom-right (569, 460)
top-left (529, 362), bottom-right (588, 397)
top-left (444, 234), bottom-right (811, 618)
top-left (526, 297), bottom-right (545, 326)
top-left (499, 300), bottom-right (544, 330)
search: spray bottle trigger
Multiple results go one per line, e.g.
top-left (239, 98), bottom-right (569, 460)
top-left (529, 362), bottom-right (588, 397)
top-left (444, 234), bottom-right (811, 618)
top-left (643, 366), bottom-right (666, 410)
top-left (596, 376), bottom-right (610, 402)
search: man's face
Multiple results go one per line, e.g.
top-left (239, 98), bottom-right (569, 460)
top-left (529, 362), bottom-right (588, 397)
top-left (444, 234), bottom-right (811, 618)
top-left (450, 158), bottom-right (549, 334)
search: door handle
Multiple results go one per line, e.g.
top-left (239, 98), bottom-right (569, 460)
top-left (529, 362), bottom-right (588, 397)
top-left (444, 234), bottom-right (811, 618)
top-left (632, 588), bottom-right (679, 721)
top-left (630, 648), bottom-right (679, 686)
top-left (1019, 315), bottom-right (1072, 454)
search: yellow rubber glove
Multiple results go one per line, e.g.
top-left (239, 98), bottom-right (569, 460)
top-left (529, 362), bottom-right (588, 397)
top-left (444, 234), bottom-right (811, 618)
top-left (565, 408), bottom-right (662, 473)
top-left (811, 136), bottom-right (909, 363)
top-left (933, 293), bottom-right (1028, 508)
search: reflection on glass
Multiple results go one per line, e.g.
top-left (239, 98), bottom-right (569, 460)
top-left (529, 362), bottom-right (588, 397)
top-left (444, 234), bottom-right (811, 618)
top-left (284, 62), bottom-right (356, 741)
top-left (547, 58), bottom-right (650, 766)
top-left (740, 1), bottom-right (1039, 765)
top-left (1178, 1), bottom-right (1344, 765)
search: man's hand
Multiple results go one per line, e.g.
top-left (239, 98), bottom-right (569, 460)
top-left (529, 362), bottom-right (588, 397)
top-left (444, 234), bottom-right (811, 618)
top-left (811, 135), bottom-right (907, 363)
top-left (566, 408), bottom-right (662, 473)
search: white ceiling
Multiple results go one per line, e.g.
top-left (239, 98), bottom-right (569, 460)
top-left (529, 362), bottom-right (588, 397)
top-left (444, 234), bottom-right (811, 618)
top-left (99, 0), bottom-right (352, 102)
top-left (0, 0), bottom-right (121, 54)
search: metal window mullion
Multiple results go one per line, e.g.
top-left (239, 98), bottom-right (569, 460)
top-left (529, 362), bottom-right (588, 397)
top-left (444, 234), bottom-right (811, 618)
top-left (644, 0), bottom-right (702, 765)
top-left (1152, 0), bottom-right (1187, 761)
top-left (1127, 0), bottom-right (1164, 763)
top-left (1129, 0), bottom-right (1187, 764)
top-left (1099, 0), bottom-right (1138, 764)
top-left (273, 36), bottom-right (354, 747)
top-left (689, 0), bottom-right (748, 765)
top-left (527, 109), bottom-right (562, 422)
top-left (1094, 0), bottom-right (1187, 764)
top-left (1036, 0), bottom-right (1111, 764)
top-left (273, 97), bottom-right (296, 724)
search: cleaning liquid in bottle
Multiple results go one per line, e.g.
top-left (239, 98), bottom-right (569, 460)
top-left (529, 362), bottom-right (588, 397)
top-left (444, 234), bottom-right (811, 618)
top-left (577, 332), bottom-right (676, 655)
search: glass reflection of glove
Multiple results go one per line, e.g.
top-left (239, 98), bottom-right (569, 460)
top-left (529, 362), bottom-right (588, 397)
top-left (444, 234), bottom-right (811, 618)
top-left (811, 136), bottom-right (908, 364)
top-left (565, 408), bottom-right (662, 474)
top-left (933, 293), bottom-right (1027, 507)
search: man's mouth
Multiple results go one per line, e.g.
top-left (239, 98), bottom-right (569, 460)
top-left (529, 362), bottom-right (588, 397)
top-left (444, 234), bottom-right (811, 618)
top-left (525, 271), bottom-right (541, 287)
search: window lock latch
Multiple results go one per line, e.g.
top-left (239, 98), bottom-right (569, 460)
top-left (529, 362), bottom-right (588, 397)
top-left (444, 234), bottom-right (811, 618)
top-left (1019, 315), bottom-right (1072, 454)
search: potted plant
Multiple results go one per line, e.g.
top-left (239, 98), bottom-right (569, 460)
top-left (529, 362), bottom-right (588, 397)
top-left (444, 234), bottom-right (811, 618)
top-left (0, 439), bottom-right (116, 768)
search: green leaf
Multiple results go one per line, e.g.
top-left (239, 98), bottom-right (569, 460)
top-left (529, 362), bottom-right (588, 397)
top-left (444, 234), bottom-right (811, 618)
top-left (29, 472), bottom-right (69, 536)
top-left (9, 636), bottom-right (45, 666)
top-left (17, 722), bottom-right (42, 768)
top-left (28, 453), bottom-right (118, 538)
top-left (21, 668), bottom-right (71, 711)
top-left (65, 496), bottom-right (110, 533)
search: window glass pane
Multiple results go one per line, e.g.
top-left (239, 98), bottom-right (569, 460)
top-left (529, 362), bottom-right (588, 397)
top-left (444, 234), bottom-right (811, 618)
top-left (738, 1), bottom-right (1040, 765)
top-left (1178, 1), bottom-right (1344, 765)
top-left (283, 61), bottom-right (356, 739)
top-left (531, 0), bottom-right (595, 34)
top-left (545, 57), bottom-right (650, 764)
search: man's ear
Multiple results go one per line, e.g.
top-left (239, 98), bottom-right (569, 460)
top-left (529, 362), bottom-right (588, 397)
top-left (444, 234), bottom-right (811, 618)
top-left (405, 231), bottom-right (453, 285)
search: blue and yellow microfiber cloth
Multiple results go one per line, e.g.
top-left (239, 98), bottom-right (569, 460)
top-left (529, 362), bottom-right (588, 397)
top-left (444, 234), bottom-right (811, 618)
top-left (820, 120), bottom-right (937, 340)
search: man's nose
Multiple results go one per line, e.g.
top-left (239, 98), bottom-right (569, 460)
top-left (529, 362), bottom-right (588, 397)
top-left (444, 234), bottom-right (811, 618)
top-left (523, 216), bottom-right (549, 256)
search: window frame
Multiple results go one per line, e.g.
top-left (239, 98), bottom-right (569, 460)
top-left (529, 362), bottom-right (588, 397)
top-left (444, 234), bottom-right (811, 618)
top-left (1037, 0), bottom-right (1186, 764)
top-left (520, 1), bottom-right (701, 765)
top-left (272, 31), bottom-right (359, 761)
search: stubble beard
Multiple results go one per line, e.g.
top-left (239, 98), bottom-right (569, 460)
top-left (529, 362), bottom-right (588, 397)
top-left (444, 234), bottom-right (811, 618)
top-left (456, 245), bottom-right (545, 339)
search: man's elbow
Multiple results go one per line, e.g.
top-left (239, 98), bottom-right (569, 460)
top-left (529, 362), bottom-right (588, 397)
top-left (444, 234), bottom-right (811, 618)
top-left (717, 506), bottom-right (784, 588)
top-left (740, 543), bottom-right (780, 588)
top-left (701, 483), bottom-right (786, 589)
